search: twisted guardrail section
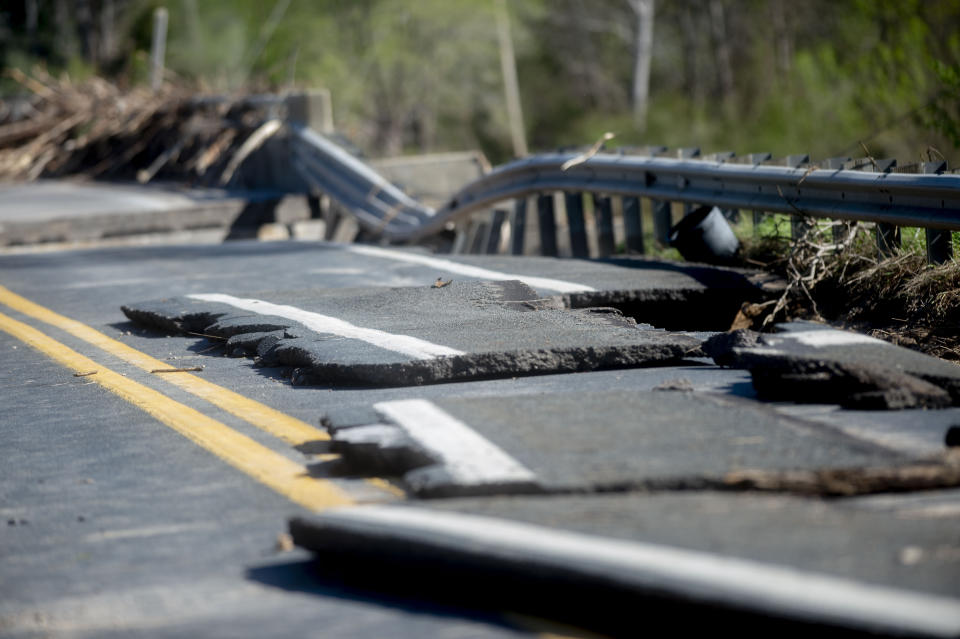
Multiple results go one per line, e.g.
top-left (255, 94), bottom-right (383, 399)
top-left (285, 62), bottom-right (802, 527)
top-left (286, 122), bottom-right (960, 262)
top-left (411, 153), bottom-right (960, 236)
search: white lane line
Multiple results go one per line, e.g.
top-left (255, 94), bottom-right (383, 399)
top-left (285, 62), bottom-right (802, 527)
top-left (769, 330), bottom-right (883, 348)
top-left (186, 293), bottom-right (464, 360)
top-left (373, 399), bottom-right (538, 487)
top-left (344, 244), bottom-right (596, 294)
top-left (318, 505), bottom-right (960, 638)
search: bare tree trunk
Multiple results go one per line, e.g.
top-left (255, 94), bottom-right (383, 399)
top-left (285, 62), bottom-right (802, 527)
top-left (709, 0), bottom-right (733, 101)
top-left (494, 0), bottom-right (528, 157)
top-left (629, 0), bottom-right (654, 132)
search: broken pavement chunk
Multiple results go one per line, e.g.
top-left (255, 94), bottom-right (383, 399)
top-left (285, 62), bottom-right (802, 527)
top-left (122, 280), bottom-right (702, 387)
top-left (327, 391), bottom-right (913, 497)
top-left (705, 322), bottom-right (960, 409)
top-left (745, 355), bottom-right (951, 410)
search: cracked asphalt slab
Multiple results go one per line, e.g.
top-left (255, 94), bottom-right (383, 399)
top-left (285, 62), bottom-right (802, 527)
top-left (121, 280), bottom-right (703, 387)
top-left (290, 490), bottom-right (960, 637)
top-left (323, 391), bottom-right (917, 497)
top-left (342, 246), bottom-right (779, 330)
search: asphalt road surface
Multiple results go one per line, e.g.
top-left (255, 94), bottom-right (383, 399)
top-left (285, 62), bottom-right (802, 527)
top-left (2, 240), bottom-right (959, 638)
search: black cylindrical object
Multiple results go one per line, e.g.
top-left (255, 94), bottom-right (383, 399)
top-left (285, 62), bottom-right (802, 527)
top-left (669, 205), bottom-right (740, 264)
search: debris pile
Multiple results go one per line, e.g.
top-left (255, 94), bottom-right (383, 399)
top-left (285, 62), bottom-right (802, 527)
top-left (0, 68), bottom-right (277, 186)
top-left (738, 221), bottom-right (960, 362)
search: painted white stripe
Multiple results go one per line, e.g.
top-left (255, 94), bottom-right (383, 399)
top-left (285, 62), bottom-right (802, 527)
top-left (186, 293), bottom-right (464, 360)
top-left (374, 399), bottom-right (537, 486)
top-left (344, 244), bottom-right (596, 294)
top-left (320, 504), bottom-right (960, 637)
top-left (770, 330), bottom-right (883, 348)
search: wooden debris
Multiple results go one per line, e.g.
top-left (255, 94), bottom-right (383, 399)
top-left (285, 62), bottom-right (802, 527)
top-left (0, 68), bottom-right (279, 186)
top-left (150, 366), bottom-right (204, 373)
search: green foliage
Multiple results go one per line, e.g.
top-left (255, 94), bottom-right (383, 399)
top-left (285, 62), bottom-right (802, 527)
top-left (2, 0), bottom-right (959, 164)
top-left (923, 60), bottom-right (960, 148)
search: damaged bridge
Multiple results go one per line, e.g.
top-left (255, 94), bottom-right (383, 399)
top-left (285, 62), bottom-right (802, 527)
top-left (4, 89), bottom-right (960, 639)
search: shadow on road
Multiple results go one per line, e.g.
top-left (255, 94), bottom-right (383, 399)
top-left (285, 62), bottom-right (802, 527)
top-left (246, 558), bottom-right (535, 636)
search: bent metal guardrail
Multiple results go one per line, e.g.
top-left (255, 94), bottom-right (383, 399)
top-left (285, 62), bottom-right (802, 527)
top-left (287, 123), bottom-right (960, 263)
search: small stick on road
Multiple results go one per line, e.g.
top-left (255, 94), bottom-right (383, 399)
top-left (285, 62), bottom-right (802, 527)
top-left (150, 366), bottom-right (204, 374)
top-left (187, 331), bottom-right (227, 340)
top-left (73, 371), bottom-right (97, 377)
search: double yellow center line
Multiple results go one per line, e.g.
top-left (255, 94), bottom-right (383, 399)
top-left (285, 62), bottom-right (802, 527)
top-left (0, 284), bottom-right (390, 510)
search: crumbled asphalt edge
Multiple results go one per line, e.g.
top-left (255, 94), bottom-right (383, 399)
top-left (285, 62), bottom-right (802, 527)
top-left (293, 343), bottom-right (696, 387)
top-left (120, 283), bottom-right (701, 388)
top-left (323, 392), bottom-right (953, 499)
top-left (562, 262), bottom-right (779, 331)
top-left (703, 329), bottom-right (960, 409)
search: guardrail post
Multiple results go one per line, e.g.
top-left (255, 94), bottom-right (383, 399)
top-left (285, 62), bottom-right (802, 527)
top-left (537, 193), bottom-right (558, 256)
top-left (286, 89), bottom-right (335, 133)
top-left (849, 158), bottom-right (899, 256)
top-left (820, 157), bottom-right (851, 245)
top-left (675, 147), bottom-right (701, 216)
top-left (469, 220), bottom-right (490, 254)
top-left (921, 161), bottom-right (952, 264)
top-left (451, 224), bottom-right (469, 254)
top-left (593, 195), bottom-right (616, 257)
top-left (839, 157), bottom-right (899, 256)
top-left (739, 153), bottom-right (772, 234)
top-left (782, 155), bottom-right (810, 240)
top-left (706, 152), bottom-right (737, 222)
top-left (622, 196), bottom-right (645, 253)
top-left (564, 192), bottom-right (589, 258)
top-left (511, 197), bottom-right (527, 255)
top-left (486, 209), bottom-right (507, 254)
top-left (651, 199), bottom-right (671, 246)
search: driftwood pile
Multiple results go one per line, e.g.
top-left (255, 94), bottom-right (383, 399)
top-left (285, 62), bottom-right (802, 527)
top-left (0, 68), bottom-right (278, 186)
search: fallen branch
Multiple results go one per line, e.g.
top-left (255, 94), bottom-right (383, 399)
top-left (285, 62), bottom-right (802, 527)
top-left (150, 366), bottom-right (204, 373)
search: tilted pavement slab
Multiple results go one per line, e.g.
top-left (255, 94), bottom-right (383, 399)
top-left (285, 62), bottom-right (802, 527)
top-left (705, 321), bottom-right (960, 409)
top-left (340, 245), bottom-right (779, 330)
top-left (121, 280), bottom-right (703, 387)
top-left (290, 490), bottom-right (960, 637)
top-left (322, 390), bottom-right (934, 498)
